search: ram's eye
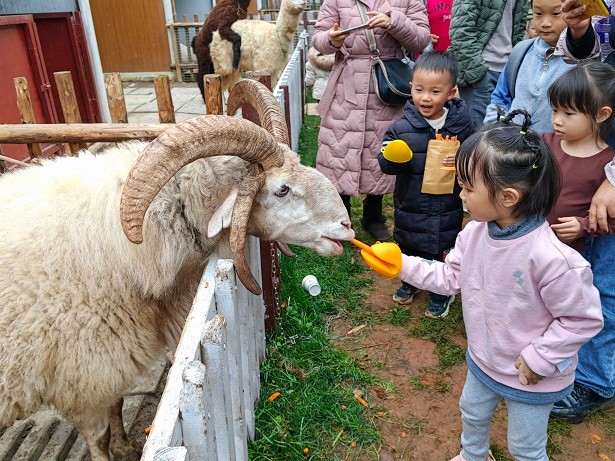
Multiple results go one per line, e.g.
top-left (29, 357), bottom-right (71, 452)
top-left (275, 185), bottom-right (290, 197)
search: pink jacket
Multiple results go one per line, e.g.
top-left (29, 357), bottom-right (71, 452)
top-left (313, 0), bottom-right (429, 196)
top-left (399, 220), bottom-right (603, 393)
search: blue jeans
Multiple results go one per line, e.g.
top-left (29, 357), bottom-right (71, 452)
top-left (459, 370), bottom-right (552, 461)
top-left (459, 70), bottom-right (500, 127)
top-left (576, 235), bottom-right (615, 398)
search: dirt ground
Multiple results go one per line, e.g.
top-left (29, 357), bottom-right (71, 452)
top-left (328, 274), bottom-right (615, 461)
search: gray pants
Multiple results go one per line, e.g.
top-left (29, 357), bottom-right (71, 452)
top-left (459, 370), bottom-right (552, 461)
top-left (458, 70), bottom-right (500, 127)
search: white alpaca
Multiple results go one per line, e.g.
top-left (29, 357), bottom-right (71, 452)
top-left (209, 0), bottom-right (306, 92)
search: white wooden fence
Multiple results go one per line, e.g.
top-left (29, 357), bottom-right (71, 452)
top-left (274, 30), bottom-right (308, 152)
top-left (142, 236), bottom-right (266, 461)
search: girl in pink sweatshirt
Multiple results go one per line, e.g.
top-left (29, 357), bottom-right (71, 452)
top-left (362, 109), bottom-right (603, 461)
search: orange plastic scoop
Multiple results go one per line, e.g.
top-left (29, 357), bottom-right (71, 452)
top-left (350, 238), bottom-right (374, 255)
top-left (350, 239), bottom-right (402, 278)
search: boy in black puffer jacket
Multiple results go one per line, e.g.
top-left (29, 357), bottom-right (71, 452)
top-left (378, 51), bottom-right (476, 318)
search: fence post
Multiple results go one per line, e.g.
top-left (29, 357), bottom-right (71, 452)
top-left (13, 77), bottom-right (43, 159)
top-left (244, 71), bottom-right (281, 332)
top-left (153, 76), bottom-right (176, 124)
top-left (215, 260), bottom-right (248, 459)
top-left (180, 361), bottom-right (210, 460)
top-left (299, 46), bottom-right (306, 122)
top-left (54, 71), bottom-right (84, 154)
top-left (204, 75), bottom-right (223, 115)
top-left (201, 315), bottom-right (237, 460)
top-left (104, 73), bottom-right (128, 124)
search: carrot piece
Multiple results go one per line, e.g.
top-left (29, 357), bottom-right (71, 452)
top-left (353, 393), bottom-right (369, 408)
top-left (268, 391), bottom-right (281, 402)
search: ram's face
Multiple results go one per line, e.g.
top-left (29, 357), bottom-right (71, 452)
top-left (251, 161), bottom-right (353, 256)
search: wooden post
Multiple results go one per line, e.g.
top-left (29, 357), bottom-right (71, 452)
top-left (169, 24), bottom-right (182, 83)
top-left (243, 71), bottom-right (280, 332)
top-left (299, 47), bottom-right (306, 122)
top-left (103, 73), bottom-right (128, 124)
top-left (13, 77), bottom-right (44, 159)
top-left (282, 85), bottom-right (291, 144)
top-left (204, 74), bottom-right (223, 115)
top-left (153, 76), bottom-right (176, 123)
top-left (54, 71), bottom-right (83, 154)
top-left (243, 71), bottom-right (272, 127)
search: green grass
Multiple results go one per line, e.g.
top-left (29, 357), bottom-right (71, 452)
top-left (248, 111), bottom-right (381, 460)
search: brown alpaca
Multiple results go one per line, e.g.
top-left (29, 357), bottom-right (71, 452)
top-left (192, 0), bottom-right (251, 99)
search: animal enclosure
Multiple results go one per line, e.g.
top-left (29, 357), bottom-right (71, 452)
top-left (0, 70), bottom-right (308, 460)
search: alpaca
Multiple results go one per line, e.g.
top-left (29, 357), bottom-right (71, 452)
top-left (192, 0), bottom-right (251, 99)
top-left (209, 0), bottom-right (306, 92)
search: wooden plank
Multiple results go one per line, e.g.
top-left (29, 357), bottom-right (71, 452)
top-left (154, 446), bottom-right (188, 461)
top-left (153, 76), bottom-right (176, 124)
top-left (141, 262), bottom-right (216, 461)
top-left (204, 74), bottom-right (223, 115)
top-left (214, 260), bottom-right (248, 459)
top-left (13, 77), bottom-right (43, 158)
top-left (0, 123), bottom-right (170, 143)
top-left (104, 72), bottom-right (128, 123)
top-left (37, 420), bottom-right (77, 460)
top-left (179, 361), bottom-right (212, 460)
top-left (54, 71), bottom-right (83, 154)
top-left (201, 315), bottom-right (236, 460)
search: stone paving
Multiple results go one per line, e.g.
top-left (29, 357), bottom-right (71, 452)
top-left (123, 81), bottom-right (205, 123)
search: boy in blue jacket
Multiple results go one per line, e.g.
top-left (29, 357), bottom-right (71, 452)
top-left (378, 51), bottom-right (475, 318)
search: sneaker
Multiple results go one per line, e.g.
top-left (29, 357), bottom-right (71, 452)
top-left (425, 295), bottom-right (454, 319)
top-left (360, 217), bottom-right (390, 241)
top-left (448, 451), bottom-right (495, 461)
top-left (550, 382), bottom-right (615, 423)
top-left (393, 284), bottom-right (419, 304)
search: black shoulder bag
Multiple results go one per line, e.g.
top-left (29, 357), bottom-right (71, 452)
top-left (357, 1), bottom-right (412, 107)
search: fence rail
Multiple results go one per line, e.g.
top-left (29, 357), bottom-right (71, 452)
top-left (144, 237), bottom-right (266, 461)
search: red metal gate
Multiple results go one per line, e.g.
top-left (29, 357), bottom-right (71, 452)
top-left (0, 15), bottom-right (58, 162)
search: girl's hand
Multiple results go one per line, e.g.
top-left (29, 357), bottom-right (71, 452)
top-left (430, 34), bottom-right (439, 45)
top-left (550, 216), bottom-right (581, 242)
top-left (329, 23), bottom-right (349, 48)
top-left (561, 0), bottom-right (591, 41)
top-left (442, 154), bottom-right (456, 167)
top-left (515, 356), bottom-right (543, 385)
top-left (367, 11), bottom-right (391, 29)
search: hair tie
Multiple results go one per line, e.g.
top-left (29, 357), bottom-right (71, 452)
top-left (520, 130), bottom-right (527, 135)
top-left (531, 163), bottom-right (538, 169)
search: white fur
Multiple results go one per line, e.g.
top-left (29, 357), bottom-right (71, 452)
top-left (0, 139), bottom-right (352, 459)
top-left (209, 0), bottom-right (306, 91)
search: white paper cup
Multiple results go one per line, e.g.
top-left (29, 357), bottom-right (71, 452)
top-left (301, 275), bottom-right (321, 296)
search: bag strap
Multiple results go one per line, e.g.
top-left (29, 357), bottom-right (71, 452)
top-left (356, 1), bottom-right (378, 55)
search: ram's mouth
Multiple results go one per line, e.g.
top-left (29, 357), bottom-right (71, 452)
top-left (322, 237), bottom-right (344, 254)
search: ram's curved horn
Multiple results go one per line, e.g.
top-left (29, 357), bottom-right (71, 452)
top-left (227, 79), bottom-right (290, 147)
top-left (120, 115), bottom-right (284, 244)
top-left (230, 165), bottom-right (267, 295)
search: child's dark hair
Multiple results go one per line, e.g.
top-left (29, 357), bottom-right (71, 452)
top-left (413, 51), bottom-right (458, 88)
top-left (548, 62), bottom-right (615, 141)
top-left (456, 109), bottom-right (561, 219)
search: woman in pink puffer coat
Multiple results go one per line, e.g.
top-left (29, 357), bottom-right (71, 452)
top-left (313, 0), bottom-right (429, 240)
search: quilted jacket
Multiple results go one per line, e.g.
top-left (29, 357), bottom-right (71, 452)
top-left (312, 0), bottom-right (430, 196)
top-left (378, 98), bottom-right (475, 255)
top-left (448, 0), bottom-right (528, 87)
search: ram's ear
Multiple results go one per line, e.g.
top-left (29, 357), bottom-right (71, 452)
top-left (207, 187), bottom-right (239, 238)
